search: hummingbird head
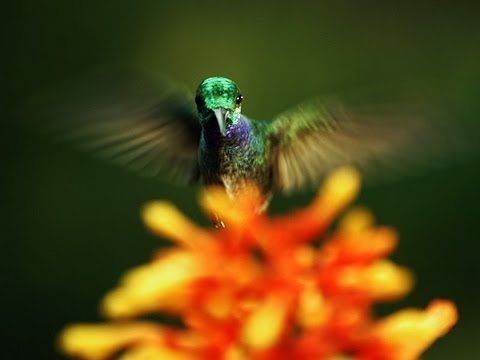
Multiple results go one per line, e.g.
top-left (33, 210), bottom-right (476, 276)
top-left (195, 77), bottom-right (243, 135)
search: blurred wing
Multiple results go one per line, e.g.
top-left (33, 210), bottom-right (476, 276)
top-left (31, 67), bottom-right (201, 184)
top-left (267, 97), bottom-right (463, 193)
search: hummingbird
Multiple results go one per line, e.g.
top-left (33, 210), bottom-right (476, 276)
top-left (37, 72), bottom-right (461, 207)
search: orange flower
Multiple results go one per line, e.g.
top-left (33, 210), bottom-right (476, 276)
top-left (59, 167), bottom-right (457, 360)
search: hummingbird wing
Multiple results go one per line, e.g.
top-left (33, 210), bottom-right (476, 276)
top-left (31, 68), bottom-right (201, 184)
top-left (266, 97), bottom-right (463, 193)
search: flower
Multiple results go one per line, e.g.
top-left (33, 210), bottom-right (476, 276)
top-left (59, 167), bottom-right (457, 360)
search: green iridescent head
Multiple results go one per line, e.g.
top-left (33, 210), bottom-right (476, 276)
top-left (195, 77), bottom-right (243, 135)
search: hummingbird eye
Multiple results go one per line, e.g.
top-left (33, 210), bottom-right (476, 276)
top-left (235, 94), bottom-right (243, 105)
top-left (195, 95), bottom-right (205, 107)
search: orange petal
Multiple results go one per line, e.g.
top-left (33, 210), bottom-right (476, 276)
top-left (320, 227), bottom-right (398, 266)
top-left (200, 184), bottom-right (264, 227)
top-left (272, 166), bottom-right (361, 240)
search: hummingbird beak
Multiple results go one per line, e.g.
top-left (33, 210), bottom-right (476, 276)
top-left (213, 108), bottom-right (227, 136)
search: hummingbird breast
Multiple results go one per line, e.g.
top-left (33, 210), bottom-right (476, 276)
top-left (199, 115), bottom-right (271, 197)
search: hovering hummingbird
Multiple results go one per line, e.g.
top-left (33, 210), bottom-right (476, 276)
top-left (38, 72), bottom-right (460, 207)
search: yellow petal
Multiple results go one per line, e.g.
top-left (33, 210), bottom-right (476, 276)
top-left (342, 227), bottom-right (398, 259)
top-left (142, 201), bottom-right (213, 248)
top-left (336, 260), bottom-right (414, 300)
top-left (312, 166), bottom-right (361, 221)
top-left (59, 323), bottom-right (163, 360)
top-left (375, 300), bottom-right (458, 360)
top-left (363, 260), bottom-right (414, 300)
top-left (241, 295), bottom-right (289, 351)
top-left (118, 344), bottom-right (195, 360)
top-left (297, 282), bottom-right (328, 328)
top-left (204, 288), bottom-right (233, 320)
top-left (102, 250), bottom-right (203, 318)
top-left (339, 206), bottom-right (375, 233)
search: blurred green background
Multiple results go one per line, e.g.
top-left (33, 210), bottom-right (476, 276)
top-left (5, 1), bottom-right (480, 358)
